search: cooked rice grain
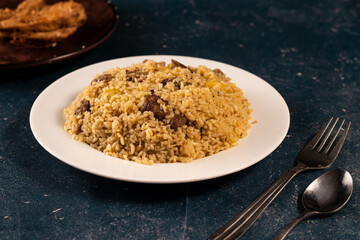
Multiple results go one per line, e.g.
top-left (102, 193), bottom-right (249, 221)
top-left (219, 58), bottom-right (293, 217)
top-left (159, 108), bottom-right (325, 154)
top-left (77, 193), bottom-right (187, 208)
top-left (64, 60), bottom-right (252, 165)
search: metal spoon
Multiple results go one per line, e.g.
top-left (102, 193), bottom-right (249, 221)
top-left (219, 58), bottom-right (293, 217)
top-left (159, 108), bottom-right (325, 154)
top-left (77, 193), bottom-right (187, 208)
top-left (272, 169), bottom-right (353, 240)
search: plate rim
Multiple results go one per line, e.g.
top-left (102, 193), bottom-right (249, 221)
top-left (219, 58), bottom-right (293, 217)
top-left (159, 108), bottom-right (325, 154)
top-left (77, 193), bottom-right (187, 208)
top-left (29, 55), bottom-right (290, 184)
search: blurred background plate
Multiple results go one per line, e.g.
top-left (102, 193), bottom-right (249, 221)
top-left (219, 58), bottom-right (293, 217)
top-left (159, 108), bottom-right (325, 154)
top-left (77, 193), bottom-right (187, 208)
top-left (0, 0), bottom-right (118, 69)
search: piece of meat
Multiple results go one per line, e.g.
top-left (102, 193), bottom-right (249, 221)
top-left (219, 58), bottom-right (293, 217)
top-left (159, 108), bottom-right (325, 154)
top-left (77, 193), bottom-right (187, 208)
top-left (170, 115), bottom-right (187, 129)
top-left (1, 0), bottom-right (45, 21)
top-left (16, 0), bottom-right (45, 15)
top-left (75, 123), bottom-right (82, 134)
top-left (0, 9), bottom-right (14, 21)
top-left (145, 94), bottom-right (160, 103)
top-left (74, 99), bottom-right (90, 115)
top-left (91, 74), bottom-right (113, 84)
top-left (171, 59), bottom-right (187, 69)
top-left (126, 69), bottom-right (148, 82)
top-left (213, 68), bottom-right (224, 75)
top-left (16, 0), bottom-right (45, 11)
top-left (139, 94), bottom-right (166, 120)
top-left (0, 0), bottom-right (87, 44)
top-left (0, 1), bottom-right (87, 32)
top-left (161, 76), bottom-right (176, 86)
top-left (0, 26), bottom-right (77, 42)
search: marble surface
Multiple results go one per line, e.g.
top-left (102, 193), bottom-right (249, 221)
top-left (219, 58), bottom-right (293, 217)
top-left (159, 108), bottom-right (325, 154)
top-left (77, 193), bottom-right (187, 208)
top-left (0, 0), bottom-right (359, 239)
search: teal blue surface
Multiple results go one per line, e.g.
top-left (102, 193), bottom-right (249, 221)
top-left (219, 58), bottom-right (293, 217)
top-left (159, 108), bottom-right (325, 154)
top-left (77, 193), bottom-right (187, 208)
top-left (0, 0), bottom-right (359, 239)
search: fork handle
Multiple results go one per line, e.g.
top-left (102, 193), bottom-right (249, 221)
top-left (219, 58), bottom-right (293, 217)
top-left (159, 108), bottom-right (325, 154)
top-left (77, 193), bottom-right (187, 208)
top-left (208, 166), bottom-right (304, 240)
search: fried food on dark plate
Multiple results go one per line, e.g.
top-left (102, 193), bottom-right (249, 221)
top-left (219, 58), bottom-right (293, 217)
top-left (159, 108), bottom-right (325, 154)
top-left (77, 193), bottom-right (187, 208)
top-left (0, 26), bottom-right (78, 42)
top-left (0, 0), bottom-right (87, 45)
top-left (0, 0), bottom-right (45, 21)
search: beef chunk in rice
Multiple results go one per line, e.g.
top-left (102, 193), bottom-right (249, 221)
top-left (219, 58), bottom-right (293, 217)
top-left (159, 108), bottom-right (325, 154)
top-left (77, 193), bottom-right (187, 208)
top-left (170, 115), bottom-right (187, 129)
top-left (139, 94), bottom-right (166, 120)
top-left (74, 99), bottom-right (90, 115)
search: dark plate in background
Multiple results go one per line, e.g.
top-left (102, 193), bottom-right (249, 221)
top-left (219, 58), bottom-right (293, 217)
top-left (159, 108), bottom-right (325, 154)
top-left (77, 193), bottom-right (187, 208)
top-left (0, 0), bottom-right (118, 69)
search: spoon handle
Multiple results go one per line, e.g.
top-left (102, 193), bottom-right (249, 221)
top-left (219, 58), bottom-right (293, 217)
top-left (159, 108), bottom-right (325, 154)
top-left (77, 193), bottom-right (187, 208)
top-left (272, 211), bottom-right (314, 240)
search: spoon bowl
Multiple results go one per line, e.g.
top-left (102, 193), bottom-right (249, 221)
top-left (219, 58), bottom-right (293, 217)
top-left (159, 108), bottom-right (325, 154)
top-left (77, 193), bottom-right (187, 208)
top-left (272, 169), bottom-right (353, 240)
top-left (303, 169), bottom-right (353, 214)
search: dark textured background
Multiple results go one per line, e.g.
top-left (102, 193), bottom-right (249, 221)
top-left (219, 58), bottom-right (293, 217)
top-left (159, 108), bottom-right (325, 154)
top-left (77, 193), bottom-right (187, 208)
top-left (0, 0), bottom-right (359, 239)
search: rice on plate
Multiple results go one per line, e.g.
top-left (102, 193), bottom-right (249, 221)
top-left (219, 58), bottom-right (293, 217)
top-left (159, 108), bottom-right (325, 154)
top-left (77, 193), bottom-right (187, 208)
top-left (63, 59), bottom-right (252, 165)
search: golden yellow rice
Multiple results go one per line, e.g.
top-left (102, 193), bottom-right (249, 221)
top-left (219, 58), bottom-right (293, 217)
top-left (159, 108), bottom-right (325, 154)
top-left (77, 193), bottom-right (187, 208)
top-left (63, 59), bottom-right (252, 165)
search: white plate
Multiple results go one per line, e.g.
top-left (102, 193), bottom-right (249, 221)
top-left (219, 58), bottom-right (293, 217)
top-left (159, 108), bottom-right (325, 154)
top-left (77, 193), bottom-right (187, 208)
top-left (30, 55), bottom-right (290, 184)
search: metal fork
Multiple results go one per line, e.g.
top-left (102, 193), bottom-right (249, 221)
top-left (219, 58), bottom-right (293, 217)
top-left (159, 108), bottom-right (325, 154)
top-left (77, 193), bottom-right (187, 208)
top-left (208, 118), bottom-right (351, 240)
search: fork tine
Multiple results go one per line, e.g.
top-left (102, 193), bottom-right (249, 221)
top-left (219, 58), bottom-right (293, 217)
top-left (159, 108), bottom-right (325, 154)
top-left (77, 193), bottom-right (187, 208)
top-left (316, 118), bottom-right (339, 151)
top-left (307, 118), bottom-right (333, 149)
top-left (328, 121), bottom-right (351, 159)
top-left (323, 119), bottom-right (345, 153)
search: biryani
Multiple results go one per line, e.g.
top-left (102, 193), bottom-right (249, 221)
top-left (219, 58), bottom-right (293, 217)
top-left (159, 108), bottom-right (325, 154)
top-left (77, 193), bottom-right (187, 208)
top-left (64, 59), bottom-right (252, 165)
